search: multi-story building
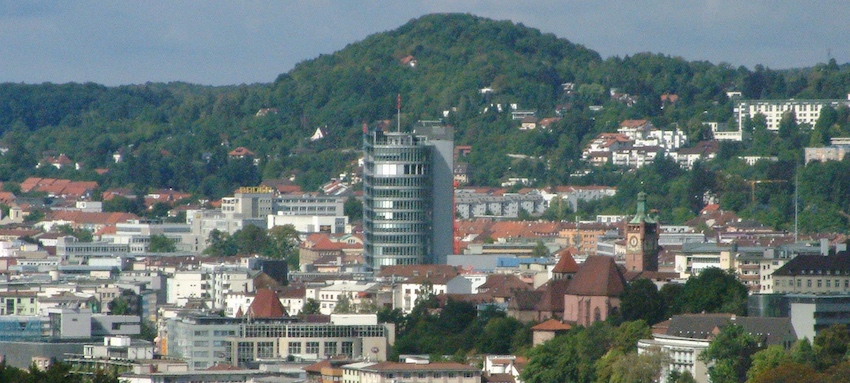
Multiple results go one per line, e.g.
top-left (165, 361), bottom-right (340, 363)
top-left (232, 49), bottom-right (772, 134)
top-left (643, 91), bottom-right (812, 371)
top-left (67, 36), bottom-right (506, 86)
top-left (55, 236), bottom-right (129, 263)
top-left (202, 265), bottom-right (254, 311)
top-left (0, 291), bottom-right (38, 316)
top-left (734, 96), bottom-right (850, 131)
top-left (105, 219), bottom-right (193, 253)
top-left (166, 270), bottom-right (209, 305)
top-left (804, 137), bottom-right (850, 164)
top-left (454, 190), bottom-right (546, 219)
top-left (558, 222), bottom-right (618, 256)
top-left (306, 280), bottom-right (377, 315)
top-left (224, 319), bottom-right (394, 367)
top-left (362, 124), bottom-right (454, 268)
top-left (771, 252), bottom-right (850, 295)
top-left (787, 294), bottom-right (850, 340)
top-left (638, 314), bottom-right (796, 383)
top-left (342, 361), bottom-right (481, 383)
top-left (164, 313), bottom-right (242, 370)
top-left (221, 186), bottom-right (275, 227)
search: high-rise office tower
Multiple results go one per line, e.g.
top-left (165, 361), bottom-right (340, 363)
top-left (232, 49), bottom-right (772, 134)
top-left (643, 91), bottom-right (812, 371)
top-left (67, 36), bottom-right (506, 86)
top-left (362, 123), bottom-right (454, 269)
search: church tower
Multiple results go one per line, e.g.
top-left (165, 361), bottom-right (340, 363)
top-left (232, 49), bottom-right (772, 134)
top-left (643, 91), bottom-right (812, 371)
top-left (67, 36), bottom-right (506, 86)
top-left (625, 192), bottom-right (659, 272)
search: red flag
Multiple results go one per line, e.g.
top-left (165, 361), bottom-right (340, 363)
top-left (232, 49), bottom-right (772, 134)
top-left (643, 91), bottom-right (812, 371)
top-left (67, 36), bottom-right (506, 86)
top-left (397, 94), bottom-right (401, 110)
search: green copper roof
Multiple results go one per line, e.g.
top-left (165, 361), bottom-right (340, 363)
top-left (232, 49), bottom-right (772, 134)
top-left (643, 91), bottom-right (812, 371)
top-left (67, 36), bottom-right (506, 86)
top-left (629, 191), bottom-right (657, 224)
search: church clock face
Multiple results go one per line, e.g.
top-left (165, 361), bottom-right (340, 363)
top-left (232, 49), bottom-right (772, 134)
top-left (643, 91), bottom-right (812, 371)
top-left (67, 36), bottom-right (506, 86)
top-left (628, 235), bottom-right (639, 250)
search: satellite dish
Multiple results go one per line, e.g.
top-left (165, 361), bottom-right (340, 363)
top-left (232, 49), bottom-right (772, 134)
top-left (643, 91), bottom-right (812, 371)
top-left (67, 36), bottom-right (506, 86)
top-left (371, 347), bottom-right (379, 353)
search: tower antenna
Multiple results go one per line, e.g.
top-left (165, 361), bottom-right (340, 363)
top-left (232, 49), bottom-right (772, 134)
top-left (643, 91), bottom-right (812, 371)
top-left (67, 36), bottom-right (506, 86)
top-left (397, 93), bottom-right (401, 132)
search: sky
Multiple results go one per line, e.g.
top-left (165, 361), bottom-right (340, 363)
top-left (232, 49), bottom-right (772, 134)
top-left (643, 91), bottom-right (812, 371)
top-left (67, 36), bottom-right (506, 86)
top-left (1, 1), bottom-right (848, 86)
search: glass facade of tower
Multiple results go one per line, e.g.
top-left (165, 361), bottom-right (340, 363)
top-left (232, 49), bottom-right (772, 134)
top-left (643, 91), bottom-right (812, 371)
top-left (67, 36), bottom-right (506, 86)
top-left (363, 130), bottom-right (433, 267)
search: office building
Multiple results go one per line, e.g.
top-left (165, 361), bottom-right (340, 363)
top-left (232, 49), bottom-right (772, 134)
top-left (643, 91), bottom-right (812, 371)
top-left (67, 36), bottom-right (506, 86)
top-left (362, 123), bottom-right (453, 268)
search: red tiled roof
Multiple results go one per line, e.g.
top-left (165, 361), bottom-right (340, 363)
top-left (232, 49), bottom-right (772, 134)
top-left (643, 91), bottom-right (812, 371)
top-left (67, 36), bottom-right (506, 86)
top-left (479, 274), bottom-right (531, 297)
top-left (228, 147), bottom-right (255, 157)
top-left (565, 256), bottom-right (626, 297)
top-left (532, 318), bottom-right (572, 331)
top-left (553, 249), bottom-right (579, 273)
top-left (46, 211), bottom-right (138, 225)
top-left (620, 119), bottom-right (650, 128)
top-left (247, 288), bottom-right (286, 318)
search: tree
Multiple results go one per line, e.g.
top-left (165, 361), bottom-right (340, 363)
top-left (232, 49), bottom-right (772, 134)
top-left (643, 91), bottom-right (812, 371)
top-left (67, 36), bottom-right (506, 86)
top-left (301, 298), bottom-right (321, 315)
top-left (611, 320), bottom-right (651, 354)
top-left (267, 224), bottom-right (300, 269)
top-left (698, 323), bottom-right (761, 383)
top-left (344, 195), bottom-right (363, 222)
top-left (813, 324), bottom-right (850, 370)
top-left (619, 279), bottom-right (665, 325)
top-left (531, 241), bottom-right (549, 257)
top-left (231, 224), bottom-right (270, 255)
top-left (608, 350), bottom-right (669, 383)
top-left (680, 267), bottom-right (748, 315)
top-left (476, 316), bottom-right (526, 355)
top-left (667, 369), bottom-right (697, 383)
top-left (204, 229), bottom-right (236, 257)
top-left (54, 224), bottom-right (93, 242)
top-left (747, 345), bottom-right (792, 381)
top-left (333, 293), bottom-right (355, 314)
top-left (149, 234), bottom-right (177, 252)
top-left (748, 363), bottom-right (822, 383)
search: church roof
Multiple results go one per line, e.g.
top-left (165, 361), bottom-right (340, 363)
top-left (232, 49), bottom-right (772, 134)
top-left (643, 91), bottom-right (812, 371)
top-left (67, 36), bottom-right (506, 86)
top-left (552, 249), bottom-right (579, 273)
top-left (247, 288), bottom-right (286, 318)
top-left (565, 256), bottom-right (626, 297)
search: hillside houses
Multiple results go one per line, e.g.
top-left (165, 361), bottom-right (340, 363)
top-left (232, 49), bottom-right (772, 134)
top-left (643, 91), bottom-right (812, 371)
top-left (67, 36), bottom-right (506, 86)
top-left (582, 119), bottom-right (719, 170)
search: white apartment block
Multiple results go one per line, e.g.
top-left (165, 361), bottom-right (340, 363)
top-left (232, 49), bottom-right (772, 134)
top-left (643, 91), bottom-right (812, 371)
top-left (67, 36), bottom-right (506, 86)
top-left (205, 267), bottom-right (253, 311)
top-left (306, 280), bottom-right (377, 315)
top-left (804, 137), bottom-right (850, 164)
top-left (166, 270), bottom-right (209, 305)
top-left (454, 190), bottom-right (546, 219)
top-left (735, 96), bottom-right (850, 131)
top-left (104, 219), bottom-right (193, 253)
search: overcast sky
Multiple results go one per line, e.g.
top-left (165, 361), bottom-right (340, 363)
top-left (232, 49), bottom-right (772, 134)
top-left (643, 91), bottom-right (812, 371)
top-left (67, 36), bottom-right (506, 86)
top-left (1, 1), bottom-right (848, 86)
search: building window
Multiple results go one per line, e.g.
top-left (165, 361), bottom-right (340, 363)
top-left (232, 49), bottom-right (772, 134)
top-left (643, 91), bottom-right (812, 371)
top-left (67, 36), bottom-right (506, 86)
top-left (342, 341), bottom-right (353, 357)
top-left (306, 342), bottom-right (319, 355)
top-left (324, 341), bottom-right (337, 356)
top-left (807, 280), bottom-right (812, 288)
top-left (818, 280), bottom-right (823, 288)
top-left (288, 342), bottom-right (302, 355)
top-left (237, 342), bottom-right (253, 361)
top-left (258, 342), bottom-right (275, 359)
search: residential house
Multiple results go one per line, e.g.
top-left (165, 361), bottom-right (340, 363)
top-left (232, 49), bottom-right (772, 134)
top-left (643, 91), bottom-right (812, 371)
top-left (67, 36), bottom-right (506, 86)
top-left (531, 319), bottom-right (571, 346)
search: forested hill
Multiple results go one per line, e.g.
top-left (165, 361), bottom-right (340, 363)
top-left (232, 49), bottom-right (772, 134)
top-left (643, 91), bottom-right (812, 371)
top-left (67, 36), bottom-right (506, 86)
top-left (2, 13), bottom-right (850, 232)
top-left (271, 13), bottom-right (601, 135)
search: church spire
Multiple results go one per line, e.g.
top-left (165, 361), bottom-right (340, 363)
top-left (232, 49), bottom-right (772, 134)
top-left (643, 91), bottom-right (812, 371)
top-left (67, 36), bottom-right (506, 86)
top-left (630, 191), bottom-right (655, 224)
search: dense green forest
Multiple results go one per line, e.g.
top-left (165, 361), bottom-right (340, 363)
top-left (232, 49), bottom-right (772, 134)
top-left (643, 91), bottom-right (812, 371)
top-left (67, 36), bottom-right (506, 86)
top-left (2, 13), bottom-right (850, 232)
